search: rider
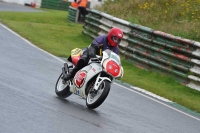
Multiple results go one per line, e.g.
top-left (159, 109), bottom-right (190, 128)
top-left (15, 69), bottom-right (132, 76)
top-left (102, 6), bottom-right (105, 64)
top-left (62, 27), bottom-right (124, 81)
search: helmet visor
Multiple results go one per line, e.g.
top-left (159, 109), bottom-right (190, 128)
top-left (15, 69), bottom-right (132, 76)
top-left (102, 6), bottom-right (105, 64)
top-left (111, 36), bottom-right (121, 45)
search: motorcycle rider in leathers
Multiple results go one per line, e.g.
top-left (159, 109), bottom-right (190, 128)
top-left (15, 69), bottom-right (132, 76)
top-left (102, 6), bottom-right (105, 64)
top-left (62, 27), bottom-right (124, 81)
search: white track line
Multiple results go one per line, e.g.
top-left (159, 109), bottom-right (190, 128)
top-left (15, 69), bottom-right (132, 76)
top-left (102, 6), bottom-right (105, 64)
top-left (1, 23), bottom-right (200, 122)
top-left (114, 82), bottom-right (200, 122)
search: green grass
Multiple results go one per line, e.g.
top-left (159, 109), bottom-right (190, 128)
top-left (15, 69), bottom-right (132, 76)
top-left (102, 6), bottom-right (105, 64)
top-left (0, 8), bottom-right (200, 113)
top-left (121, 60), bottom-right (200, 113)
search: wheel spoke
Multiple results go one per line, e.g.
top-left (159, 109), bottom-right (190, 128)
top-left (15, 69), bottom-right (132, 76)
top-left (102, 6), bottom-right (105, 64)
top-left (87, 81), bottom-right (105, 104)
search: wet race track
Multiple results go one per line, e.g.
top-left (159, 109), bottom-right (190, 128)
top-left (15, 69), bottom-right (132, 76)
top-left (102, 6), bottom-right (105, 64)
top-left (0, 2), bottom-right (200, 133)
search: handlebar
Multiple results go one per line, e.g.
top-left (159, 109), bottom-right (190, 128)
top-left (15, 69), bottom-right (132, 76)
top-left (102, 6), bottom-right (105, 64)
top-left (91, 57), bottom-right (101, 61)
top-left (90, 56), bottom-right (102, 63)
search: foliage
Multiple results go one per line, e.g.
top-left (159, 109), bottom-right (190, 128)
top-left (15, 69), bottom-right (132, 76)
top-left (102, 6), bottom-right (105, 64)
top-left (96, 0), bottom-right (200, 41)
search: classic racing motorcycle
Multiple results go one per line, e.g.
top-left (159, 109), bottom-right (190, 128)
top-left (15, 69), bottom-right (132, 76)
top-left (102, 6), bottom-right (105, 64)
top-left (55, 48), bottom-right (123, 109)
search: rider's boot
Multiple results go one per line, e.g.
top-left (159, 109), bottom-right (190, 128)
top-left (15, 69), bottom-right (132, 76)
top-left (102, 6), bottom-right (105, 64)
top-left (62, 59), bottom-right (85, 81)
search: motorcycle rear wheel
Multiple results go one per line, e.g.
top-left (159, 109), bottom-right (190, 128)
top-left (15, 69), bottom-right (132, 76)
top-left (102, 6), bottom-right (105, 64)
top-left (55, 73), bottom-right (72, 98)
top-left (86, 80), bottom-right (110, 109)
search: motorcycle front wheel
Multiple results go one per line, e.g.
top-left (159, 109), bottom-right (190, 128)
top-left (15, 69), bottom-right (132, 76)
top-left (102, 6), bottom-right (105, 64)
top-left (55, 73), bottom-right (72, 98)
top-left (86, 80), bottom-right (111, 109)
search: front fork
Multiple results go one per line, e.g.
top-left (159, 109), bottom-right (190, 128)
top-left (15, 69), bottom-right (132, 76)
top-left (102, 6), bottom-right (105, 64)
top-left (93, 73), bottom-right (112, 91)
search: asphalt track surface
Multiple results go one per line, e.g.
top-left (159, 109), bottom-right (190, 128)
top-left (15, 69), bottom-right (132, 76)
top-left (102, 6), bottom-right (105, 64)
top-left (0, 2), bottom-right (43, 12)
top-left (0, 2), bottom-right (200, 133)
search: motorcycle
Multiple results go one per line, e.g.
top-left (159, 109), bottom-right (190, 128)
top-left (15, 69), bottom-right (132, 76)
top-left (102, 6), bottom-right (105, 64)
top-left (55, 48), bottom-right (124, 109)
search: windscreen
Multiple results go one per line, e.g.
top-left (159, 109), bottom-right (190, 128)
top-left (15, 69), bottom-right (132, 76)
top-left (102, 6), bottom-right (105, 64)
top-left (104, 49), bottom-right (121, 65)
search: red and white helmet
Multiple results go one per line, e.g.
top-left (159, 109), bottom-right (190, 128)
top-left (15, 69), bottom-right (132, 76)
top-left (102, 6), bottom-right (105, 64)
top-left (107, 27), bottom-right (123, 47)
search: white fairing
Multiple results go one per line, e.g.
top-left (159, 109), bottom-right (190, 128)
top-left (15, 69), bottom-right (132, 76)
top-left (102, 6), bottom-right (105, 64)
top-left (102, 50), bottom-right (124, 78)
top-left (69, 63), bottom-right (102, 98)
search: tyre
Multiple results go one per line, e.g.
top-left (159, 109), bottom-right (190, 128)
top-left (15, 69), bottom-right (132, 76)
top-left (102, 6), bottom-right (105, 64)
top-left (55, 73), bottom-right (72, 98)
top-left (86, 80), bottom-right (111, 109)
